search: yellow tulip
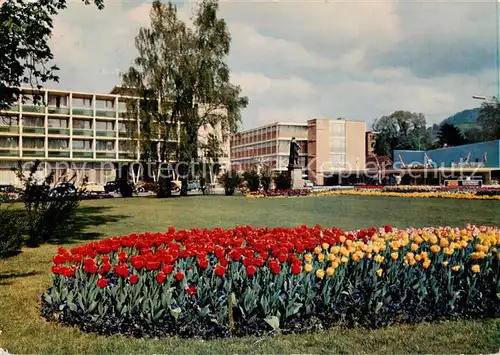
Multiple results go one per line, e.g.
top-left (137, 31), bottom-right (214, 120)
top-left (332, 261), bottom-right (340, 269)
top-left (330, 246), bottom-right (340, 254)
top-left (341, 256), bottom-right (349, 264)
top-left (444, 247), bottom-right (455, 256)
top-left (316, 269), bottom-right (325, 279)
top-left (422, 259), bottom-right (431, 269)
top-left (442, 261), bottom-right (449, 267)
top-left (430, 245), bottom-right (441, 254)
top-left (471, 264), bottom-right (480, 273)
top-left (376, 268), bottom-right (383, 277)
top-left (439, 238), bottom-right (449, 248)
top-left (339, 235), bottom-right (346, 243)
top-left (410, 243), bottom-right (419, 252)
top-left (391, 252), bottom-right (399, 260)
top-left (328, 253), bottom-right (335, 262)
top-left (314, 246), bottom-right (322, 255)
top-left (471, 251), bottom-right (486, 260)
top-left (322, 242), bottom-right (329, 250)
top-left (304, 254), bottom-right (313, 263)
top-left (304, 263), bottom-right (313, 273)
top-left (317, 253), bottom-right (325, 262)
top-left (326, 267), bottom-right (335, 276)
top-left (451, 265), bottom-right (461, 272)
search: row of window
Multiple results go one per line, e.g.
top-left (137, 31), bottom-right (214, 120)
top-left (18, 94), bottom-right (128, 111)
top-left (0, 117), bottom-right (127, 132)
top-left (231, 125), bottom-right (309, 146)
top-left (0, 137), bottom-right (129, 151)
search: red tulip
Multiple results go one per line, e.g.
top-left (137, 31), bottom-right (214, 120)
top-left (246, 265), bottom-right (257, 276)
top-left (97, 278), bottom-right (108, 288)
top-left (156, 272), bottom-right (166, 284)
top-left (214, 265), bottom-right (226, 277)
top-left (129, 274), bottom-right (139, 284)
top-left (175, 272), bottom-right (184, 281)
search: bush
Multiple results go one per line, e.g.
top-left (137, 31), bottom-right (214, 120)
top-left (260, 165), bottom-right (273, 192)
top-left (41, 225), bottom-right (499, 339)
top-left (0, 202), bottom-right (25, 258)
top-left (14, 161), bottom-right (86, 247)
top-left (219, 170), bottom-right (242, 196)
top-left (273, 172), bottom-right (291, 190)
top-left (243, 170), bottom-right (260, 192)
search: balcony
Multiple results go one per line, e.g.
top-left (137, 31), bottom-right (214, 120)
top-left (48, 150), bottom-right (71, 158)
top-left (0, 126), bottom-right (19, 134)
top-left (7, 105), bottom-right (19, 112)
top-left (23, 150), bottom-right (45, 157)
top-left (72, 129), bottom-right (93, 136)
top-left (95, 110), bottom-right (116, 118)
top-left (118, 131), bottom-right (128, 138)
top-left (96, 130), bottom-right (116, 138)
top-left (0, 149), bottom-right (20, 157)
top-left (48, 128), bottom-right (70, 136)
top-left (73, 151), bottom-right (93, 159)
top-left (22, 105), bottom-right (44, 113)
top-left (118, 111), bottom-right (128, 118)
top-left (22, 127), bottom-right (45, 135)
top-left (96, 152), bottom-right (116, 160)
top-left (72, 108), bottom-right (93, 116)
top-left (48, 107), bottom-right (70, 115)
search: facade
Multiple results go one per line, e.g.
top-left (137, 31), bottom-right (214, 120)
top-left (229, 118), bottom-right (367, 185)
top-left (307, 118), bottom-right (366, 185)
top-left (0, 87), bottom-right (230, 186)
top-left (230, 122), bottom-right (308, 172)
top-left (365, 131), bottom-right (377, 156)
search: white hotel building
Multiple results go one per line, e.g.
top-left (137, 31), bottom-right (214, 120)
top-left (0, 87), bottom-right (230, 186)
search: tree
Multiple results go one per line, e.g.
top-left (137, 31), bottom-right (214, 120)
top-left (437, 123), bottom-right (468, 147)
top-left (478, 99), bottom-right (500, 140)
top-left (122, 0), bottom-right (248, 197)
top-left (372, 111), bottom-right (429, 158)
top-left (0, 0), bottom-right (104, 111)
top-left (260, 163), bottom-right (273, 191)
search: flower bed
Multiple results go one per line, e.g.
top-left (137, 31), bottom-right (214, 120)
top-left (41, 225), bottom-right (499, 339)
top-left (247, 189), bottom-right (313, 198)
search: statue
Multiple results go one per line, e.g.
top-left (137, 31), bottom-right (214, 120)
top-left (288, 137), bottom-right (301, 169)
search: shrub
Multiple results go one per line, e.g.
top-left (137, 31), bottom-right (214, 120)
top-left (243, 170), bottom-right (260, 192)
top-left (0, 198), bottom-right (25, 258)
top-left (219, 170), bottom-right (242, 196)
top-left (14, 161), bottom-right (86, 247)
top-left (273, 172), bottom-right (291, 190)
top-left (260, 164), bottom-right (273, 192)
top-left (41, 225), bottom-right (499, 339)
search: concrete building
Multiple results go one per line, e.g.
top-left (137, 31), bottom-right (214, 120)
top-left (230, 122), bottom-right (309, 172)
top-left (0, 87), bottom-right (230, 186)
top-left (229, 118), bottom-right (367, 185)
top-left (307, 118), bottom-right (366, 185)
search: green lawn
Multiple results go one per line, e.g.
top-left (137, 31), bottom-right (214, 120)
top-left (1, 195), bottom-right (499, 354)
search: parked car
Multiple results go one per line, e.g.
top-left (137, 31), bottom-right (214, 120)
top-left (84, 182), bottom-right (106, 195)
top-left (49, 182), bottom-right (77, 198)
top-left (104, 180), bottom-right (120, 193)
top-left (0, 184), bottom-right (19, 201)
top-left (188, 181), bottom-right (201, 191)
top-left (303, 179), bottom-right (314, 188)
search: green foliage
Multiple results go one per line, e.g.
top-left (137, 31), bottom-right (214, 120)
top-left (443, 108), bottom-right (480, 127)
top-left (478, 100), bottom-right (500, 140)
top-left (373, 111), bottom-right (430, 158)
top-left (260, 164), bottom-right (273, 192)
top-left (219, 170), bottom-right (242, 195)
top-left (273, 172), bottom-right (291, 190)
top-left (0, 0), bottom-right (104, 111)
top-left (243, 170), bottom-right (260, 192)
top-left (14, 161), bottom-right (86, 247)
top-left (121, 0), bottom-right (248, 197)
top-left (0, 198), bottom-right (25, 258)
top-left (437, 123), bottom-right (468, 147)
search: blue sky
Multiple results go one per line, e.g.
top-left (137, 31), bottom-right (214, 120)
top-left (49, 0), bottom-right (498, 129)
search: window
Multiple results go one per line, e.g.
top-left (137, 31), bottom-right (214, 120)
top-left (95, 99), bottom-right (115, 109)
top-left (0, 117), bottom-right (19, 126)
top-left (0, 137), bottom-right (18, 148)
top-left (96, 140), bottom-right (115, 151)
top-left (48, 95), bottom-right (68, 107)
top-left (331, 153), bottom-right (345, 168)
top-left (23, 138), bottom-right (44, 149)
top-left (73, 119), bottom-right (92, 129)
top-left (118, 123), bottom-right (127, 132)
top-left (329, 122), bottom-right (345, 137)
top-left (96, 121), bottom-right (114, 131)
top-left (118, 101), bottom-right (127, 111)
top-left (23, 117), bottom-right (44, 127)
top-left (48, 139), bottom-right (69, 149)
top-left (48, 118), bottom-right (68, 128)
top-left (330, 137), bottom-right (345, 153)
top-left (118, 141), bottom-right (132, 151)
top-left (72, 140), bottom-right (92, 150)
top-left (72, 97), bottom-right (92, 108)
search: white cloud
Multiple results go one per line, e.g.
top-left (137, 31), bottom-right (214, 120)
top-left (46, 0), bottom-right (497, 132)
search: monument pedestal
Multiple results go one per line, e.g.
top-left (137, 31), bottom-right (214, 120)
top-left (289, 167), bottom-right (303, 189)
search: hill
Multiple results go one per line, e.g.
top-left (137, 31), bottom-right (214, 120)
top-left (442, 108), bottom-right (481, 131)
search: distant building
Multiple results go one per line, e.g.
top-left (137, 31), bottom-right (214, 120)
top-left (365, 131), bottom-right (377, 156)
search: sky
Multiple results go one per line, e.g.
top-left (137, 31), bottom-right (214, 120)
top-left (49, 0), bottom-right (498, 130)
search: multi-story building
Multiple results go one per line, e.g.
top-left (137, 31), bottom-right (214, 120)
top-left (230, 122), bottom-right (309, 172)
top-left (230, 118), bottom-right (367, 185)
top-left (0, 87), bottom-right (230, 186)
top-left (307, 118), bottom-right (366, 185)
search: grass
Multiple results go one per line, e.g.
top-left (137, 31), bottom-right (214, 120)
top-left (1, 195), bottom-right (499, 354)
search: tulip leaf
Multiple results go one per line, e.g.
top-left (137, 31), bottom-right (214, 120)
top-left (264, 316), bottom-right (280, 330)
